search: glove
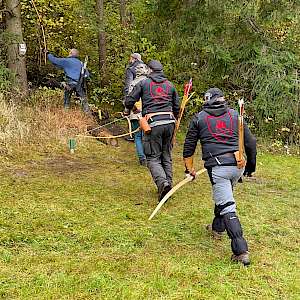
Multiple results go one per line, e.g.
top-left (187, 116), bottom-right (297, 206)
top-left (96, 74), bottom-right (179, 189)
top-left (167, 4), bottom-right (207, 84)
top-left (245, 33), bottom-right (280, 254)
top-left (183, 156), bottom-right (196, 180)
top-left (244, 161), bottom-right (255, 177)
top-left (185, 169), bottom-right (196, 180)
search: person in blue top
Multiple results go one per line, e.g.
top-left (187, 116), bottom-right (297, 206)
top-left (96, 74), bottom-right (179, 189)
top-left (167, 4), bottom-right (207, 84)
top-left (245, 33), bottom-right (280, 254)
top-left (47, 49), bottom-right (90, 112)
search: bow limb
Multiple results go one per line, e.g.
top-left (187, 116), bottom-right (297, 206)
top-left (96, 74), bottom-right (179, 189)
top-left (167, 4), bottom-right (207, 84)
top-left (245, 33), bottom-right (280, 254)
top-left (171, 96), bottom-right (188, 145)
top-left (76, 128), bottom-right (140, 139)
top-left (172, 80), bottom-right (193, 146)
top-left (238, 98), bottom-right (245, 159)
top-left (148, 168), bottom-right (207, 220)
top-left (86, 115), bottom-right (128, 133)
top-left (175, 91), bottom-right (195, 129)
top-left (125, 116), bottom-right (133, 138)
top-left (30, 0), bottom-right (47, 65)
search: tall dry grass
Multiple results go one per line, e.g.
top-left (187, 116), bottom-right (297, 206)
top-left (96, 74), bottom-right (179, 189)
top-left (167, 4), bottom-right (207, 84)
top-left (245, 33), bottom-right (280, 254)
top-left (0, 89), bottom-right (94, 157)
top-left (0, 93), bottom-right (29, 155)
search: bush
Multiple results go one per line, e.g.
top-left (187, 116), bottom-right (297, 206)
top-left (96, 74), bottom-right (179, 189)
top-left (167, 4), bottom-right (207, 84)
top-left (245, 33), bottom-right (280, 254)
top-left (0, 63), bottom-right (13, 93)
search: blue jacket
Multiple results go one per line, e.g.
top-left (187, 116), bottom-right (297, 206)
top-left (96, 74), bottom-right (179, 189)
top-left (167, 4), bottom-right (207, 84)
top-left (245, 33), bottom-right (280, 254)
top-left (48, 53), bottom-right (89, 82)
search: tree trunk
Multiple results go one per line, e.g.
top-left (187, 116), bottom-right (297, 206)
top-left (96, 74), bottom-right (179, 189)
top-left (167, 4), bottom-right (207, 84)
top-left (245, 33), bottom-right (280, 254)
top-left (96, 0), bottom-right (107, 87)
top-left (5, 0), bottom-right (28, 95)
top-left (120, 0), bottom-right (126, 26)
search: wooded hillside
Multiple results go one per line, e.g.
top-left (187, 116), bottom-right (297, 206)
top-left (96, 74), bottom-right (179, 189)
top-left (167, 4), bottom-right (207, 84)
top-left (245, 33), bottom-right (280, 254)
top-left (0, 0), bottom-right (299, 143)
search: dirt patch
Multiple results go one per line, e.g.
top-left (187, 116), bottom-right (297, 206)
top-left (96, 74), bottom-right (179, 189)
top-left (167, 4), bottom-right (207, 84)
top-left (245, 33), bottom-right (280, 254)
top-left (9, 168), bottom-right (30, 178)
top-left (13, 169), bottom-right (29, 177)
top-left (107, 124), bottom-right (127, 136)
top-left (42, 156), bottom-right (95, 176)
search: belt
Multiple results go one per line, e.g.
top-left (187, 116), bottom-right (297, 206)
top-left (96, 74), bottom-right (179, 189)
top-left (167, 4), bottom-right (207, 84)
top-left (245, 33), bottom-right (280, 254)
top-left (219, 152), bottom-right (235, 158)
top-left (204, 152), bottom-right (237, 168)
top-left (146, 112), bottom-right (174, 121)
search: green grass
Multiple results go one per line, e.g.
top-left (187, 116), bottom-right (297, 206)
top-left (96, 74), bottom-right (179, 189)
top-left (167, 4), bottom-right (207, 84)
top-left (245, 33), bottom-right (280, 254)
top-left (0, 139), bottom-right (299, 299)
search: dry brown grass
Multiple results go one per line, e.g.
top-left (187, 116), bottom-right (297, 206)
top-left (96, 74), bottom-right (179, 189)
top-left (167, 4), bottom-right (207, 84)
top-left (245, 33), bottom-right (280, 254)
top-left (0, 93), bottom-right (29, 155)
top-left (0, 89), bottom-right (94, 158)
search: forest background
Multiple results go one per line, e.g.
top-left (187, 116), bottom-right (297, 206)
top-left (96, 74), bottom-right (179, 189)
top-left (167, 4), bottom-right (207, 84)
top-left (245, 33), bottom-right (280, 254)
top-left (0, 0), bottom-right (299, 146)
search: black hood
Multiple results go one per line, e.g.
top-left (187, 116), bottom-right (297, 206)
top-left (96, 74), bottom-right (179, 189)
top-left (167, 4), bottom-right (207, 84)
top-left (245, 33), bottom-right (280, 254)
top-left (148, 60), bottom-right (163, 72)
top-left (203, 99), bottom-right (228, 116)
top-left (148, 71), bottom-right (167, 83)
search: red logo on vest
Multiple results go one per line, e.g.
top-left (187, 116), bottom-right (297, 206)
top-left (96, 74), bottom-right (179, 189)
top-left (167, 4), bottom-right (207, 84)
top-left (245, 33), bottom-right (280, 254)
top-left (150, 81), bottom-right (170, 102)
top-left (206, 112), bottom-right (233, 142)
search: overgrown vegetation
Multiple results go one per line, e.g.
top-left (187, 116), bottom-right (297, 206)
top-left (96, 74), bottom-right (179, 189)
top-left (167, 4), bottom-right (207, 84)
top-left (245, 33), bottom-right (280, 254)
top-left (0, 90), bottom-right (90, 157)
top-left (0, 0), bottom-right (299, 143)
top-left (134, 0), bottom-right (300, 142)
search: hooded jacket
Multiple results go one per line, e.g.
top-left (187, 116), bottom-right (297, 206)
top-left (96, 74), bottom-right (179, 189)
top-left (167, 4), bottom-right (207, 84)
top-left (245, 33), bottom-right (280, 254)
top-left (123, 60), bottom-right (144, 95)
top-left (183, 99), bottom-right (256, 172)
top-left (125, 64), bottom-right (149, 120)
top-left (125, 71), bottom-right (180, 120)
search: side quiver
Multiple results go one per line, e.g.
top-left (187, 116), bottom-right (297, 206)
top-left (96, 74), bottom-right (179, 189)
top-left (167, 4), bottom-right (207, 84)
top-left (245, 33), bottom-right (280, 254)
top-left (234, 98), bottom-right (247, 169)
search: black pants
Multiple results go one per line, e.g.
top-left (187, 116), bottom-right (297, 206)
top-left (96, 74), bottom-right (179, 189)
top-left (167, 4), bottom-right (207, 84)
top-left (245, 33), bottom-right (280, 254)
top-left (64, 82), bottom-right (90, 113)
top-left (143, 123), bottom-right (175, 190)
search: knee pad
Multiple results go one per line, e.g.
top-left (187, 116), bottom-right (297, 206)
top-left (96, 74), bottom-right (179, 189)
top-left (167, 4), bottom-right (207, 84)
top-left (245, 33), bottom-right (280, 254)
top-left (214, 202), bottom-right (235, 217)
top-left (223, 213), bottom-right (248, 255)
top-left (212, 216), bottom-right (225, 232)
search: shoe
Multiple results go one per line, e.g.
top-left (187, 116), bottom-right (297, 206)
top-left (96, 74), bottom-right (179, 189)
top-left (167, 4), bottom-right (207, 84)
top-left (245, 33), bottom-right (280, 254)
top-left (139, 158), bottom-right (147, 167)
top-left (158, 183), bottom-right (172, 202)
top-left (125, 137), bottom-right (135, 142)
top-left (231, 252), bottom-right (250, 266)
top-left (206, 224), bottom-right (225, 240)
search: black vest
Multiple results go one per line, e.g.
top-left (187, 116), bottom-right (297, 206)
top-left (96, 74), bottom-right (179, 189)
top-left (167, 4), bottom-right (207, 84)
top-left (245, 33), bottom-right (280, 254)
top-left (197, 108), bottom-right (239, 161)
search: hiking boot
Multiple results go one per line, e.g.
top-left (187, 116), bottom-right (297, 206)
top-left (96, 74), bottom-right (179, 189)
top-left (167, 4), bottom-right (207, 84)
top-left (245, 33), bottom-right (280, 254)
top-left (206, 224), bottom-right (225, 240)
top-left (139, 158), bottom-right (147, 167)
top-left (158, 183), bottom-right (172, 202)
top-left (231, 252), bottom-right (250, 266)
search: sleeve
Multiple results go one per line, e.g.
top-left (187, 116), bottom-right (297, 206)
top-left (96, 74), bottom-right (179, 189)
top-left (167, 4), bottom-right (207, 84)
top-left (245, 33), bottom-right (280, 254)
top-left (183, 115), bottom-right (200, 158)
top-left (125, 81), bottom-right (143, 110)
top-left (244, 122), bottom-right (257, 175)
top-left (172, 86), bottom-right (180, 119)
top-left (47, 53), bottom-right (68, 69)
top-left (123, 68), bottom-right (134, 96)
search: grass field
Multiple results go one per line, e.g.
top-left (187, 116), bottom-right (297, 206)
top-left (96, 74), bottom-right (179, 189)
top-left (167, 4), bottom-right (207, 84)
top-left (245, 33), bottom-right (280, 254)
top-left (0, 137), bottom-right (299, 299)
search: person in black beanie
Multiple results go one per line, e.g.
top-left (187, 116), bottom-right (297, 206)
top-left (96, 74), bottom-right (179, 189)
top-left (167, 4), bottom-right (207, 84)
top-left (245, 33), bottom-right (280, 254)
top-left (125, 60), bottom-right (180, 201)
top-left (183, 88), bottom-right (256, 266)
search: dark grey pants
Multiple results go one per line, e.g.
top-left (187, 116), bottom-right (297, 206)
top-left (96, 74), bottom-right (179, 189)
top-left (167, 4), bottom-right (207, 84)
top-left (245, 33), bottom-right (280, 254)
top-left (64, 82), bottom-right (90, 113)
top-left (143, 123), bottom-right (175, 190)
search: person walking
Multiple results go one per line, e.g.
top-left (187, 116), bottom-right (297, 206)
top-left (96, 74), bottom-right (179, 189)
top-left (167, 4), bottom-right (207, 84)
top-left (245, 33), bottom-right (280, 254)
top-left (124, 63), bottom-right (149, 166)
top-left (125, 60), bottom-right (180, 201)
top-left (123, 53), bottom-right (144, 96)
top-left (183, 88), bottom-right (256, 266)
